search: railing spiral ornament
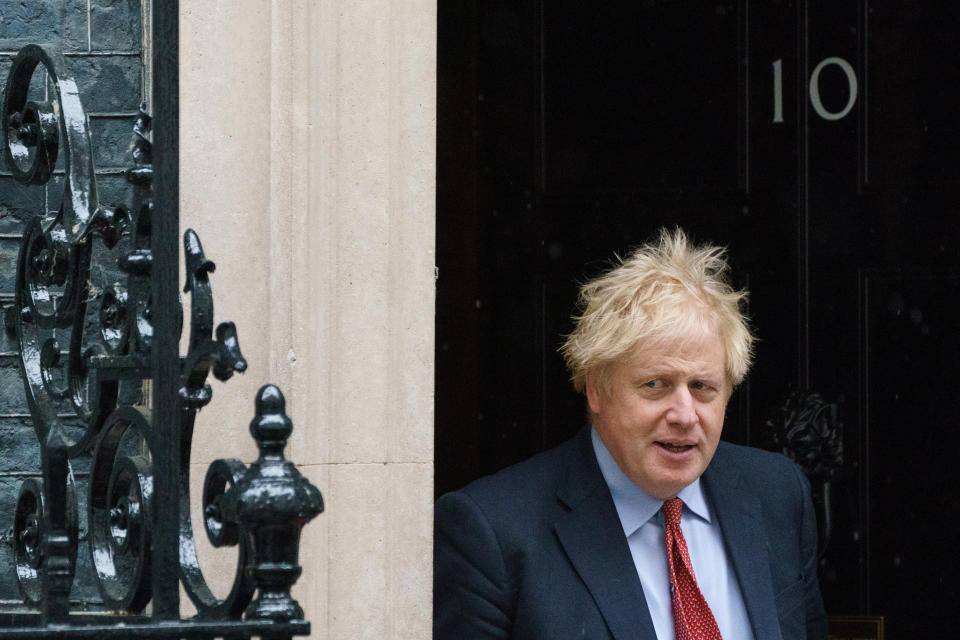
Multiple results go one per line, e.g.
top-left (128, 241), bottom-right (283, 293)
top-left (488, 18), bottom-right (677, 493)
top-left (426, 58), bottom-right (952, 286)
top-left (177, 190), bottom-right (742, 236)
top-left (0, 42), bottom-right (322, 639)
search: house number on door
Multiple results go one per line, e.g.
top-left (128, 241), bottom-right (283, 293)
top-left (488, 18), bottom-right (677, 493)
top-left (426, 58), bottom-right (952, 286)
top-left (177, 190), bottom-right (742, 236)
top-left (772, 56), bottom-right (858, 122)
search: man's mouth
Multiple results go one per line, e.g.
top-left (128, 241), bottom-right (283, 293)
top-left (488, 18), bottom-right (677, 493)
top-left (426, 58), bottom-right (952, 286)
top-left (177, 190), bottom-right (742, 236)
top-left (656, 442), bottom-right (695, 453)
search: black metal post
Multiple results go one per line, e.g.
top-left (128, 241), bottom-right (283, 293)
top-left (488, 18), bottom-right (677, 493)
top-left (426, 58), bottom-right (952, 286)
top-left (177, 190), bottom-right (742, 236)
top-left (150, 0), bottom-right (181, 621)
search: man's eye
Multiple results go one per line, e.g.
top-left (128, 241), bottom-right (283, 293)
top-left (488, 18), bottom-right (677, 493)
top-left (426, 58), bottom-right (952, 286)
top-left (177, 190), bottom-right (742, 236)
top-left (643, 379), bottom-right (662, 388)
top-left (691, 381), bottom-right (710, 391)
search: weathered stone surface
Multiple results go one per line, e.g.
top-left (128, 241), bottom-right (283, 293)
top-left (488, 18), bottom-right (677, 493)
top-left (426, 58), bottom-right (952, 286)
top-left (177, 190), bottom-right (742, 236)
top-left (95, 174), bottom-right (135, 211)
top-left (45, 175), bottom-right (66, 208)
top-left (0, 0), bottom-right (88, 52)
top-left (90, 0), bottom-right (142, 52)
top-left (91, 115), bottom-right (138, 167)
top-left (0, 307), bottom-right (16, 354)
top-left (0, 421), bottom-right (40, 473)
top-left (183, 2), bottom-right (437, 637)
top-left (47, 173), bottom-right (134, 219)
top-left (0, 477), bottom-right (24, 599)
top-left (0, 237), bottom-right (20, 293)
top-left (0, 177), bottom-right (43, 225)
top-left (0, 363), bottom-right (26, 414)
top-left (67, 55), bottom-right (142, 112)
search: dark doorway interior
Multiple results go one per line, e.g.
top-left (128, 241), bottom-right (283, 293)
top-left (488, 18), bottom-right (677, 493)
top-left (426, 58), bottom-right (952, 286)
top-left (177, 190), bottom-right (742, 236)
top-left (436, 1), bottom-right (960, 635)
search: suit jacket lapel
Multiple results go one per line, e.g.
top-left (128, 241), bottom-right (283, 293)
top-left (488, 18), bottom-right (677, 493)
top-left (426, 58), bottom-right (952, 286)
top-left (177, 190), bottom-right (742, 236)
top-left (703, 446), bottom-right (783, 640)
top-left (554, 430), bottom-right (657, 640)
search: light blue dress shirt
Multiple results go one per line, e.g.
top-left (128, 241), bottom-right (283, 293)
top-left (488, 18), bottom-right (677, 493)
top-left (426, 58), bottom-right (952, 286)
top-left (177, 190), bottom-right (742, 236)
top-left (591, 430), bottom-right (755, 640)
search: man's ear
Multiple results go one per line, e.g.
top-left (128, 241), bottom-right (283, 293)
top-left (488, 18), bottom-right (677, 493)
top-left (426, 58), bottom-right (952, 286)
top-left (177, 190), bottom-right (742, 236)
top-left (585, 370), bottom-right (603, 415)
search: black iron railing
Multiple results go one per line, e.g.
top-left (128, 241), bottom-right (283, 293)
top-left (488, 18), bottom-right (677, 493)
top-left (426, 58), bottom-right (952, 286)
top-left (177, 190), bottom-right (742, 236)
top-left (0, 5), bottom-right (322, 639)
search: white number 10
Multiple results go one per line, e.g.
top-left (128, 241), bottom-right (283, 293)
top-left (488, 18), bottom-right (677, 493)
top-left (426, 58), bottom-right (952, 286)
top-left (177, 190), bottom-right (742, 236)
top-left (772, 56), bottom-right (858, 123)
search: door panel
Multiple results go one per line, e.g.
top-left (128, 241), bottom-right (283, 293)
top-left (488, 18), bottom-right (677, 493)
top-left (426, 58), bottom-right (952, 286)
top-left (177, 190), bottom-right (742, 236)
top-left (862, 273), bottom-right (960, 636)
top-left (437, 1), bottom-right (960, 633)
top-left (541, 1), bottom-right (740, 193)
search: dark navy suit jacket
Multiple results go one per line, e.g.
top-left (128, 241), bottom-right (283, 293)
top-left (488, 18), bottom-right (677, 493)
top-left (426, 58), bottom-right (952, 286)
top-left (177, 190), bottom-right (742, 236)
top-left (434, 429), bottom-right (828, 639)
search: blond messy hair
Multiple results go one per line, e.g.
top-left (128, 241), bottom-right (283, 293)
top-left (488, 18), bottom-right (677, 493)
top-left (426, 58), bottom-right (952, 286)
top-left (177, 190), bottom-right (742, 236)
top-left (560, 228), bottom-right (754, 395)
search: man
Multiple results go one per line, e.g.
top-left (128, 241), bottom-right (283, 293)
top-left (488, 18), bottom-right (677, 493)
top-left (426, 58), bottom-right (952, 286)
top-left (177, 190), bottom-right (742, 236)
top-left (434, 228), bottom-right (828, 639)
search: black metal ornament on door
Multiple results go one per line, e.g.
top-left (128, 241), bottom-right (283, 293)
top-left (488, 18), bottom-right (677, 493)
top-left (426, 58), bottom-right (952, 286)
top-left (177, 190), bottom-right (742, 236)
top-left (0, 35), bottom-right (322, 640)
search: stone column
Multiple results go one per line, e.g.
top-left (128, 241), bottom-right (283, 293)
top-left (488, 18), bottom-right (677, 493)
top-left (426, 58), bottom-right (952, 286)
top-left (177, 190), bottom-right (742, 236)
top-left (180, 1), bottom-right (435, 637)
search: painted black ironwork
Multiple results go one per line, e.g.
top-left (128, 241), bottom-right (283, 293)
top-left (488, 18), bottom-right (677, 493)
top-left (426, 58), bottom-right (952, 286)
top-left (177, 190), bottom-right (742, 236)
top-left (764, 390), bottom-right (843, 566)
top-left (0, 14), bottom-right (323, 640)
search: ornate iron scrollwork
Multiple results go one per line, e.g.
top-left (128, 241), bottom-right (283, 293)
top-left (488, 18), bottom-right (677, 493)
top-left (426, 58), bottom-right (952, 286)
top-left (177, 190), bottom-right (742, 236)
top-left (764, 390), bottom-right (843, 565)
top-left (1, 43), bottom-right (322, 638)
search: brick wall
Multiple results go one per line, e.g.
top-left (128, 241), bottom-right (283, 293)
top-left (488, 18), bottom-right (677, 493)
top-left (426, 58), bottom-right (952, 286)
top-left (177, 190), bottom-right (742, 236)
top-left (0, 0), bottom-right (146, 607)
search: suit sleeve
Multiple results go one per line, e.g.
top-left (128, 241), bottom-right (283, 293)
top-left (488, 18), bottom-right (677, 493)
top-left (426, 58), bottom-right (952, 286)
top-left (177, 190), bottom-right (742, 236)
top-left (795, 466), bottom-right (829, 640)
top-left (434, 491), bottom-right (514, 639)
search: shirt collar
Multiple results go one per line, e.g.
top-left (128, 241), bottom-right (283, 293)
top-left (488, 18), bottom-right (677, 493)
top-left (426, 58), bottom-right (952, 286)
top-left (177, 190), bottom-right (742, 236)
top-left (591, 428), bottom-right (712, 537)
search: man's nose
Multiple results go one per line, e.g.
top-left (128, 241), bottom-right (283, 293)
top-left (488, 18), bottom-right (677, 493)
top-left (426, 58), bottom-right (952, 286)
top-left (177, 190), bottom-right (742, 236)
top-left (665, 387), bottom-right (698, 427)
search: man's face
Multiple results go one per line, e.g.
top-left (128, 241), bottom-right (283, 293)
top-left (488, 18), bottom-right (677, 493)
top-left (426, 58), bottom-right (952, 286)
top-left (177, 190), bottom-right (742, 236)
top-left (586, 331), bottom-right (729, 500)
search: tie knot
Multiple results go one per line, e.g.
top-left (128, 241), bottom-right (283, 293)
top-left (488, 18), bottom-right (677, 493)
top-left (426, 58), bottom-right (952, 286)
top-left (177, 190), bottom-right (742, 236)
top-left (663, 497), bottom-right (683, 527)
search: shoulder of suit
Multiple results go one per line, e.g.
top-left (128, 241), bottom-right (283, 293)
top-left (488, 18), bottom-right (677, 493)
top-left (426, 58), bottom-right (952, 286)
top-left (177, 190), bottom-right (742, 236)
top-left (712, 440), bottom-right (806, 486)
top-left (462, 435), bottom-right (577, 498)
top-left (439, 430), bottom-right (590, 523)
top-left (715, 439), bottom-right (798, 467)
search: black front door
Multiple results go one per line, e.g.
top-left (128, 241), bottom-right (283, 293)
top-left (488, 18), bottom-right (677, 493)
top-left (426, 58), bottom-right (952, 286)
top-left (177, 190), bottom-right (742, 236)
top-left (437, 1), bottom-right (960, 634)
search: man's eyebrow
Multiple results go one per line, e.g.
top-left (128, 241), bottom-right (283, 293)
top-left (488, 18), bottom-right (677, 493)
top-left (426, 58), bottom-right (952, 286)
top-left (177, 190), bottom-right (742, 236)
top-left (691, 371), bottom-right (726, 384)
top-left (631, 366), bottom-right (725, 383)
top-left (629, 365), bottom-right (668, 378)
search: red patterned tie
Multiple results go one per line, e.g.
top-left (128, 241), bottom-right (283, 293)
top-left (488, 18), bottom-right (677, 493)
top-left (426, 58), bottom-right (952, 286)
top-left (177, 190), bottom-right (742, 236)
top-left (663, 498), bottom-right (723, 640)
